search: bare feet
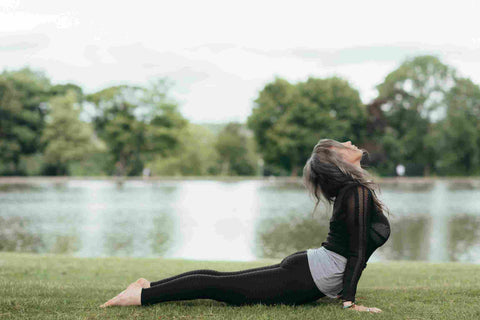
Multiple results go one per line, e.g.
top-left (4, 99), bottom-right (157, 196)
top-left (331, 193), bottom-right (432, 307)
top-left (135, 278), bottom-right (150, 288)
top-left (100, 282), bottom-right (142, 307)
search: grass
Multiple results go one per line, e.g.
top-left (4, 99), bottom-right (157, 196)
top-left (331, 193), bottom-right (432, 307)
top-left (1, 253), bottom-right (480, 319)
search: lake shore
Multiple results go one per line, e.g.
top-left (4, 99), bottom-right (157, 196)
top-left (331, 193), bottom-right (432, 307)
top-left (1, 175), bottom-right (480, 185)
top-left (1, 252), bottom-right (479, 319)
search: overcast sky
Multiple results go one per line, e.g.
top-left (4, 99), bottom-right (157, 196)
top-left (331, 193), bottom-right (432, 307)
top-left (1, 0), bottom-right (480, 123)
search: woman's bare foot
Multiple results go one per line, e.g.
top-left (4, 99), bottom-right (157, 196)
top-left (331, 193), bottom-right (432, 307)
top-left (100, 282), bottom-right (142, 307)
top-left (135, 278), bottom-right (150, 288)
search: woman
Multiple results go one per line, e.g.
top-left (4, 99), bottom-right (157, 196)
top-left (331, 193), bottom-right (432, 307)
top-left (100, 139), bottom-right (391, 313)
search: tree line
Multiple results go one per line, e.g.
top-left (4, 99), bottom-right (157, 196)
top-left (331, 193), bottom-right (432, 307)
top-left (1, 54), bottom-right (479, 177)
top-left (248, 55), bottom-right (480, 176)
top-left (0, 72), bottom-right (257, 176)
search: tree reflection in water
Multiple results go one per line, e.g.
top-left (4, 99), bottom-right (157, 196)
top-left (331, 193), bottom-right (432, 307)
top-left (448, 214), bottom-right (480, 261)
top-left (255, 212), bottom-right (329, 259)
top-left (103, 211), bottom-right (174, 257)
top-left (376, 215), bottom-right (431, 261)
top-left (50, 235), bottom-right (81, 254)
top-left (149, 212), bottom-right (174, 255)
top-left (256, 213), bottom-right (437, 262)
top-left (0, 216), bottom-right (44, 252)
top-left (104, 219), bottom-right (135, 256)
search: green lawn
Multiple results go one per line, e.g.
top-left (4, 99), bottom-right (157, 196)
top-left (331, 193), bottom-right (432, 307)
top-left (1, 252), bottom-right (479, 319)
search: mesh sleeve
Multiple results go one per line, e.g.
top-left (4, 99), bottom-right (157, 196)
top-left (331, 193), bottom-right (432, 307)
top-left (340, 185), bottom-right (372, 302)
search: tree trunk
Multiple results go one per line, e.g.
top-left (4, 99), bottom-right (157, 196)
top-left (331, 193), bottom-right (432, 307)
top-left (12, 156), bottom-right (19, 175)
top-left (116, 154), bottom-right (128, 177)
top-left (423, 164), bottom-right (431, 177)
top-left (221, 161), bottom-right (230, 176)
top-left (465, 154), bottom-right (471, 175)
top-left (291, 165), bottom-right (299, 177)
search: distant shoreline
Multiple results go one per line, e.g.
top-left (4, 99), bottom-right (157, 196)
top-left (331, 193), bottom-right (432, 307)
top-left (1, 175), bottom-right (480, 185)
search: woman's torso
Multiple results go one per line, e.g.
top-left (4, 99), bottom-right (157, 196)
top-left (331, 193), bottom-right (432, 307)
top-left (321, 184), bottom-right (390, 259)
top-left (307, 184), bottom-right (390, 296)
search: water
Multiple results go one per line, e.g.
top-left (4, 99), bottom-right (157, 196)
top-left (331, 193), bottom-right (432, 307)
top-left (1, 178), bottom-right (480, 262)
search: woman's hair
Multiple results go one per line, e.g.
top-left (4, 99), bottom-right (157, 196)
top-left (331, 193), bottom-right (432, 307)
top-left (302, 138), bottom-right (390, 216)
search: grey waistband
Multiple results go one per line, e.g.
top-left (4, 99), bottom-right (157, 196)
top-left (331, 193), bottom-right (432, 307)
top-left (306, 246), bottom-right (347, 298)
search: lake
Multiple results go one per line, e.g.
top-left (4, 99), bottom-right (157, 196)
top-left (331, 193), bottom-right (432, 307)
top-left (1, 177), bottom-right (480, 263)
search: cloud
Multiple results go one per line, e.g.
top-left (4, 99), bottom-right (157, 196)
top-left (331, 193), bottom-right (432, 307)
top-left (185, 43), bottom-right (238, 54)
top-left (161, 67), bottom-right (210, 94)
top-left (242, 43), bottom-right (480, 67)
top-left (245, 44), bottom-right (444, 66)
top-left (0, 33), bottom-right (50, 52)
top-left (291, 46), bottom-right (424, 65)
top-left (2, 1), bottom-right (480, 123)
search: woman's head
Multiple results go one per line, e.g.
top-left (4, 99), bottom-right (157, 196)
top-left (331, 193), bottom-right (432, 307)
top-left (302, 138), bottom-right (389, 215)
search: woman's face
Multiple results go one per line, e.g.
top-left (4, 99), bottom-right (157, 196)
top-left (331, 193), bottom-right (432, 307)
top-left (333, 141), bottom-right (363, 165)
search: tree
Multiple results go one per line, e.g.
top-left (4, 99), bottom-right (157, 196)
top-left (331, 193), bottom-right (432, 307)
top-left (41, 90), bottom-right (104, 175)
top-left (374, 55), bottom-right (457, 176)
top-left (215, 122), bottom-right (257, 176)
top-left (0, 78), bottom-right (23, 174)
top-left (437, 78), bottom-right (480, 175)
top-left (87, 85), bottom-right (144, 176)
top-left (0, 67), bottom-right (51, 174)
top-left (50, 83), bottom-right (84, 100)
top-left (146, 123), bottom-right (218, 176)
top-left (141, 79), bottom-right (189, 161)
top-left (247, 76), bottom-right (366, 176)
top-left (86, 78), bottom-right (187, 176)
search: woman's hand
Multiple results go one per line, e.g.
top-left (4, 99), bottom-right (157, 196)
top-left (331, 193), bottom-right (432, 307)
top-left (343, 301), bottom-right (382, 313)
top-left (351, 304), bottom-right (382, 313)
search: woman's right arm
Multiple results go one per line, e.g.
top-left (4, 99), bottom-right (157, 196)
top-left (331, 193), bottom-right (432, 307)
top-left (340, 185), bottom-right (382, 313)
top-left (340, 185), bottom-right (371, 302)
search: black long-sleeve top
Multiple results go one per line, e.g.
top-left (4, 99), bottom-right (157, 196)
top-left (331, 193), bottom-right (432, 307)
top-left (321, 184), bottom-right (390, 302)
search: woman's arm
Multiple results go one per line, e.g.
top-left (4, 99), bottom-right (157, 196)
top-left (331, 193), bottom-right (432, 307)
top-left (340, 185), bottom-right (372, 303)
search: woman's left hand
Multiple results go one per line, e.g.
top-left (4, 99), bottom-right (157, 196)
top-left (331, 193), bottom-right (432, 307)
top-left (351, 304), bottom-right (382, 313)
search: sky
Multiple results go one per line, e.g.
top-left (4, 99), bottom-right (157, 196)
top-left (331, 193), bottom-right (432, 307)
top-left (1, 0), bottom-right (480, 123)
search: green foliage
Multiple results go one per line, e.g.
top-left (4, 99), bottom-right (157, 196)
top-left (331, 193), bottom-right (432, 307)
top-left (248, 76), bottom-right (365, 176)
top-left (17, 153), bottom-right (45, 176)
top-left (50, 83), bottom-right (84, 99)
top-left (377, 55), bottom-right (456, 121)
top-left (436, 78), bottom-right (480, 175)
top-left (41, 90), bottom-right (104, 175)
top-left (374, 55), bottom-right (457, 176)
top-left (68, 151), bottom-right (113, 176)
top-left (215, 122), bottom-right (257, 176)
top-left (147, 123), bottom-right (219, 176)
top-left (3, 56), bottom-right (480, 177)
top-left (87, 85), bottom-right (145, 176)
top-left (371, 55), bottom-right (480, 176)
top-left (146, 121), bottom-right (258, 177)
top-left (0, 67), bottom-right (52, 174)
top-left (86, 79), bottom-right (188, 176)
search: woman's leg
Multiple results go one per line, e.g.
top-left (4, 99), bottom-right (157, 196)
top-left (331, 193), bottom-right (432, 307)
top-left (149, 265), bottom-right (279, 287)
top-left (149, 250), bottom-right (307, 287)
top-left (141, 251), bottom-right (325, 306)
top-left (149, 251), bottom-right (307, 286)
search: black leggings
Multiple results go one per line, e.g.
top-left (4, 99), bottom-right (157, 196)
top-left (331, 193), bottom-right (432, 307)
top-left (141, 250), bottom-right (325, 306)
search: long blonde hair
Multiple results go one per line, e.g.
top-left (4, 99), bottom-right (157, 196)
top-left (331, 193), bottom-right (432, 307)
top-left (302, 138), bottom-right (390, 216)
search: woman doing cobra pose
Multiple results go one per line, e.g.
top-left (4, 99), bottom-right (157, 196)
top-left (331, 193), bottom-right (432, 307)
top-left (100, 138), bottom-right (391, 313)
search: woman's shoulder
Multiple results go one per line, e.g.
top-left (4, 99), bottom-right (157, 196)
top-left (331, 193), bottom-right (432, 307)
top-left (338, 182), bottom-right (371, 196)
top-left (335, 183), bottom-right (374, 207)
